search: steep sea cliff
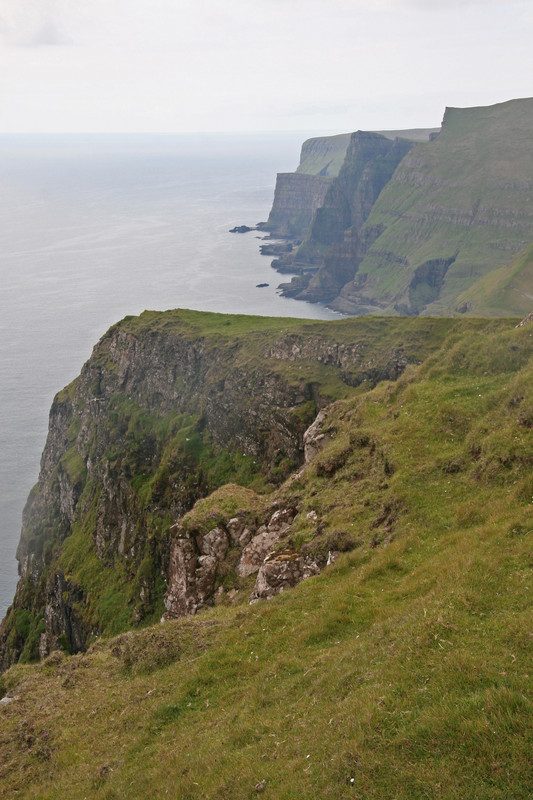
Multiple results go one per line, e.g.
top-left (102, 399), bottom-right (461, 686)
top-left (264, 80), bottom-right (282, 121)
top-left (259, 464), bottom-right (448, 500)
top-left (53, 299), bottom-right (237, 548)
top-left (261, 98), bottom-right (533, 317)
top-left (2, 310), bottom-right (533, 798)
top-left (0, 310), bottom-right (456, 668)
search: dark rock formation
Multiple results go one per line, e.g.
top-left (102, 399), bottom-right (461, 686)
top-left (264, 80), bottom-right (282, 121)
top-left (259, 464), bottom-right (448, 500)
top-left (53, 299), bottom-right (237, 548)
top-left (229, 225), bottom-right (255, 233)
top-left (259, 243), bottom-right (293, 256)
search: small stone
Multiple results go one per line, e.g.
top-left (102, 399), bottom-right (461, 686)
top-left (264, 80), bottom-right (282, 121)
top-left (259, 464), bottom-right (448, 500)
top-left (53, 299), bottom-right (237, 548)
top-left (0, 695), bottom-right (19, 706)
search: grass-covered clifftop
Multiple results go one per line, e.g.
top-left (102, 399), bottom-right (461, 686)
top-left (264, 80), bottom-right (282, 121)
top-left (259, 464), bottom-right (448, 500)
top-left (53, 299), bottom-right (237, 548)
top-left (0, 309), bottom-right (457, 670)
top-left (271, 97), bottom-right (533, 319)
top-left (1, 309), bottom-right (533, 798)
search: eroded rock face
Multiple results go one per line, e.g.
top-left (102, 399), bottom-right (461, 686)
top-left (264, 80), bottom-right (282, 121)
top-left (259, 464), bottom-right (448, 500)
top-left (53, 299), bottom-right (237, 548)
top-left (226, 517), bottom-right (253, 547)
top-left (163, 523), bottom-right (229, 618)
top-left (164, 508), bottom-right (299, 619)
top-left (237, 508), bottom-right (295, 578)
top-left (263, 172), bottom-right (333, 240)
top-left (40, 573), bottom-right (87, 660)
top-left (236, 527), bottom-right (277, 578)
top-left (304, 409), bottom-right (332, 463)
top-left (250, 550), bottom-right (320, 602)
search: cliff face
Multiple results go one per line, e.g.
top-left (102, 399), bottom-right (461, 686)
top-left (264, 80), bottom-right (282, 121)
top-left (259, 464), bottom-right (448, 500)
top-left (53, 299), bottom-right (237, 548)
top-left (260, 172), bottom-right (332, 240)
top-left (2, 314), bottom-right (533, 797)
top-left (267, 98), bottom-right (533, 317)
top-left (0, 310), bottom-right (452, 670)
top-left (340, 98), bottom-right (533, 316)
top-left (259, 133), bottom-right (351, 241)
top-left (277, 132), bottom-right (417, 300)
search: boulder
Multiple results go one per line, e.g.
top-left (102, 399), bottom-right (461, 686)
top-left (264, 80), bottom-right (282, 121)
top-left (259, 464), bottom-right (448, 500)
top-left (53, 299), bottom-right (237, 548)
top-left (236, 526), bottom-right (277, 578)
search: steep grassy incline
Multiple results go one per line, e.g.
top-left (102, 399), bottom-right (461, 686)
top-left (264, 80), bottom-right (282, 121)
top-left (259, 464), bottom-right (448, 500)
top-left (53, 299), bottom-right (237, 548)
top-left (0, 310), bottom-right (455, 671)
top-left (335, 97), bottom-right (533, 316)
top-left (1, 313), bottom-right (532, 799)
top-left (454, 239), bottom-right (533, 317)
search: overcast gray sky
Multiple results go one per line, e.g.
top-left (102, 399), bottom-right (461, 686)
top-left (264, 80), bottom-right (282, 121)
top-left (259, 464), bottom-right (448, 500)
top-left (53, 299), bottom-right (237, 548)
top-left (0, 0), bottom-right (532, 133)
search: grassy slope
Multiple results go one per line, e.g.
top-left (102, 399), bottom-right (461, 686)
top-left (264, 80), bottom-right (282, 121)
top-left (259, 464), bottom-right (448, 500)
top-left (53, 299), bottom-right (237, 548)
top-left (296, 134), bottom-right (351, 176)
top-left (358, 97), bottom-right (533, 315)
top-left (2, 316), bottom-right (533, 798)
top-left (455, 241), bottom-right (533, 317)
top-left (4, 310), bottom-right (469, 664)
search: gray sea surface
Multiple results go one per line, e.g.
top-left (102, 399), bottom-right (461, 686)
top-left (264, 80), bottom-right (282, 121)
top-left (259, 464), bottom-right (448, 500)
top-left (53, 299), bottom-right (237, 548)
top-left (0, 133), bottom-right (338, 621)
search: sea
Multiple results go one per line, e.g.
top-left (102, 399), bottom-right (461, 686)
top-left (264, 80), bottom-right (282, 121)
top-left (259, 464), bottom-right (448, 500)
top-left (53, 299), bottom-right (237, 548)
top-left (0, 132), bottom-right (338, 621)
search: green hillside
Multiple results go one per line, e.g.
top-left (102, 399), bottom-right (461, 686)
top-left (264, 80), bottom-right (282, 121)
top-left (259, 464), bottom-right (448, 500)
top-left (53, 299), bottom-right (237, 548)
top-left (347, 98), bottom-right (533, 315)
top-left (2, 312), bottom-right (533, 798)
top-left (455, 240), bottom-right (533, 317)
top-left (296, 133), bottom-right (351, 176)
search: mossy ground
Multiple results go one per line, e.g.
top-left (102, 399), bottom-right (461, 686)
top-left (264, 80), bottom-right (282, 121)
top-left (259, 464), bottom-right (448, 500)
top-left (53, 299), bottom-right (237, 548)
top-left (1, 315), bottom-right (533, 798)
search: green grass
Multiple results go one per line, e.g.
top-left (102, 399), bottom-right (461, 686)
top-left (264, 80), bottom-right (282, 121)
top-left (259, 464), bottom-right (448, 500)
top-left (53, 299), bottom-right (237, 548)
top-left (2, 314), bottom-right (533, 797)
top-left (296, 133), bottom-right (351, 177)
top-left (359, 98), bottom-right (533, 316)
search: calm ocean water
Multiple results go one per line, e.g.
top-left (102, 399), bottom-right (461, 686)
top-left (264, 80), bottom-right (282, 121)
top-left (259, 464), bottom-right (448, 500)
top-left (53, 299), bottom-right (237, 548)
top-left (0, 133), bottom-right (338, 620)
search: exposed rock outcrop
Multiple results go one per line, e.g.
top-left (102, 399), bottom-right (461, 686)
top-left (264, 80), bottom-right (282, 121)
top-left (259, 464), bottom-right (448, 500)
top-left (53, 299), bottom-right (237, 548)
top-left (164, 506), bottom-right (299, 618)
top-left (250, 550), bottom-right (320, 602)
top-left (237, 508), bottom-right (295, 578)
top-left (516, 309), bottom-right (533, 327)
top-left (164, 406), bottom-right (338, 619)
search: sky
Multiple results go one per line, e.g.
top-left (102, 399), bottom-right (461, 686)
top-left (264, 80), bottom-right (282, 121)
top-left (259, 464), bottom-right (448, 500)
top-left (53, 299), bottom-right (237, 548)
top-left (0, 0), bottom-right (532, 134)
